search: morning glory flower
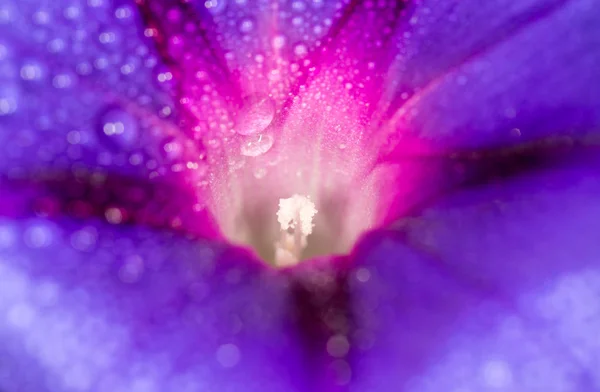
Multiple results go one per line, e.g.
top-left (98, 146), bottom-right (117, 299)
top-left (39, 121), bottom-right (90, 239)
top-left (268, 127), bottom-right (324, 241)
top-left (0, 0), bottom-right (599, 391)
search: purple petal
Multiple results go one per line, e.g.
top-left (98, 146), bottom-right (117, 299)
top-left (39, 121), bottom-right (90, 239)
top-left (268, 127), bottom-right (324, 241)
top-left (139, 0), bottom-right (402, 109)
top-left (0, 0), bottom-right (202, 176)
top-left (380, 0), bottom-right (600, 153)
top-left (349, 153), bottom-right (600, 390)
top-left (0, 0), bottom-right (215, 235)
top-left (0, 217), bottom-right (309, 391)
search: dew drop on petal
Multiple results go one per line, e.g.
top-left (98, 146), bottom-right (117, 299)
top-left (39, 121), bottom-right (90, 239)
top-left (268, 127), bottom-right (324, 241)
top-left (70, 226), bottom-right (98, 252)
top-left (0, 83), bottom-right (20, 116)
top-left (292, 1), bottom-right (306, 11)
top-left (240, 133), bottom-right (274, 157)
top-left (294, 43), bottom-right (308, 57)
top-left (253, 167), bottom-right (267, 179)
top-left (238, 18), bottom-right (254, 33)
top-left (99, 108), bottom-right (139, 148)
top-left (482, 359), bottom-right (513, 388)
top-left (216, 343), bottom-right (241, 368)
top-left (272, 35), bottom-right (286, 50)
top-left (0, 2), bottom-right (15, 23)
top-left (7, 302), bottom-right (35, 329)
top-left (24, 222), bottom-right (54, 248)
top-left (204, 0), bottom-right (227, 14)
top-left (20, 60), bottom-right (46, 81)
top-left (118, 255), bottom-right (145, 283)
top-left (326, 335), bottom-right (350, 358)
top-left (105, 207), bottom-right (124, 224)
top-left (52, 72), bottom-right (74, 89)
top-left (234, 97), bottom-right (275, 136)
top-left (161, 136), bottom-right (183, 160)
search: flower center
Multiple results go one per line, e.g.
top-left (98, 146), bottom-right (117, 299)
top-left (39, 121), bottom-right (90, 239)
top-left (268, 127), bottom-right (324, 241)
top-left (274, 194), bottom-right (318, 266)
top-left (203, 91), bottom-right (395, 266)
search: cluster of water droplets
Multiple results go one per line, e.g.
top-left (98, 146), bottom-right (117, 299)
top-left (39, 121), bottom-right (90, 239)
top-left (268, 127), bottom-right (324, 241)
top-left (235, 96), bottom-right (275, 157)
top-left (0, 0), bottom-right (209, 184)
top-left (0, 0), bottom-right (223, 239)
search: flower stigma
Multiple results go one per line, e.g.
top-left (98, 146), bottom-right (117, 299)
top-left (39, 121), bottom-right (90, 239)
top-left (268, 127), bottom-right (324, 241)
top-left (275, 194), bottom-right (318, 267)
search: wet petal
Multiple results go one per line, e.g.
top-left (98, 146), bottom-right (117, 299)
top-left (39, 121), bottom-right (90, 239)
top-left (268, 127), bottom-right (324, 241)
top-left (0, 0), bottom-right (202, 175)
top-left (0, 0), bottom-right (213, 236)
top-left (381, 0), bottom-right (600, 153)
top-left (0, 217), bottom-right (308, 391)
top-left (139, 0), bottom-right (398, 108)
top-left (349, 153), bottom-right (600, 390)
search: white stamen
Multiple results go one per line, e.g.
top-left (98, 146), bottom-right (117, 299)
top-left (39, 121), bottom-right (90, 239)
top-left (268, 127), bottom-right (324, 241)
top-left (275, 194), bottom-right (317, 266)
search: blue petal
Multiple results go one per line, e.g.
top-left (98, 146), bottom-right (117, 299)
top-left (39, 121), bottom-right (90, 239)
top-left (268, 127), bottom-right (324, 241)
top-left (0, 217), bottom-right (308, 391)
top-left (381, 0), bottom-right (600, 153)
top-left (0, 0), bottom-right (202, 180)
top-left (0, 0), bottom-right (217, 236)
top-left (349, 153), bottom-right (600, 390)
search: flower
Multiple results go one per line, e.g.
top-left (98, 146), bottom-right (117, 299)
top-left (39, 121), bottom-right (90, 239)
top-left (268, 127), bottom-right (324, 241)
top-left (0, 0), bottom-right (599, 391)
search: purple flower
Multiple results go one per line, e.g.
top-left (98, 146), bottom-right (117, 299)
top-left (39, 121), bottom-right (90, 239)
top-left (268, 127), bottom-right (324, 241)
top-left (0, 0), bottom-right (599, 390)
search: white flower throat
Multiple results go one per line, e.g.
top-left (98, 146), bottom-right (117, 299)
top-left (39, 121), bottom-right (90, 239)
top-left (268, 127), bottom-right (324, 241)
top-left (274, 194), bottom-right (318, 266)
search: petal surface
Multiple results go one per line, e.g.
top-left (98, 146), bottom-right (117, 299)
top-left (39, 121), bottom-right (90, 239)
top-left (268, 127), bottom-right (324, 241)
top-left (349, 153), bottom-right (600, 390)
top-left (0, 217), bottom-right (308, 391)
top-left (381, 0), bottom-right (600, 153)
top-left (0, 0), bottom-right (201, 176)
top-left (0, 0), bottom-right (216, 236)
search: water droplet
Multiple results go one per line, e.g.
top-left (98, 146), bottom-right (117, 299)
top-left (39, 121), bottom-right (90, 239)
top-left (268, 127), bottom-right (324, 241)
top-left (216, 343), bottom-right (241, 368)
top-left (115, 6), bottom-right (132, 19)
top-left (99, 108), bottom-right (139, 148)
top-left (292, 1), bottom-right (306, 11)
top-left (327, 334), bottom-right (350, 358)
top-left (119, 255), bottom-right (144, 283)
top-left (239, 18), bottom-right (254, 33)
top-left (71, 226), bottom-right (98, 251)
top-left (292, 16), bottom-right (303, 26)
top-left (272, 35), bottom-right (286, 49)
top-left (64, 5), bottom-right (81, 20)
top-left (482, 360), bottom-right (513, 388)
top-left (204, 0), bottom-right (227, 14)
top-left (20, 60), bottom-right (46, 81)
top-left (253, 167), bottom-right (267, 179)
top-left (161, 136), bottom-right (183, 160)
top-left (24, 222), bottom-right (54, 248)
top-left (47, 38), bottom-right (66, 53)
top-left (105, 207), bottom-right (125, 224)
top-left (0, 83), bottom-right (19, 116)
top-left (52, 73), bottom-right (74, 89)
top-left (294, 44), bottom-right (308, 57)
top-left (7, 302), bottom-right (35, 329)
top-left (99, 30), bottom-right (118, 45)
top-left (240, 133), bottom-right (274, 157)
top-left (355, 267), bottom-right (370, 282)
top-left (235, 97), bottom-right (275, 136)
top-left (0, 2), bottom-right (15, 24)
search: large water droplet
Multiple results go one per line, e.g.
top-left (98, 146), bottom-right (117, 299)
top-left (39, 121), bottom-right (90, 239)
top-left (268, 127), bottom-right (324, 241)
top-left (99, 108), bottom-right (139, 148)
top-left (234, 97), bottom-right (275, 136)
top-left (240, 133), bottom-right (274, 157)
